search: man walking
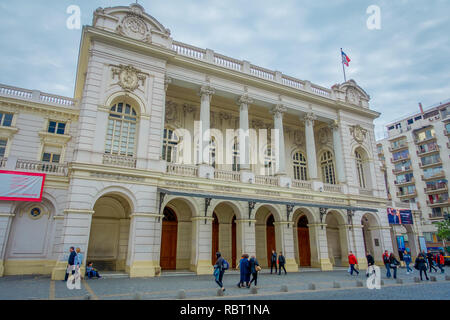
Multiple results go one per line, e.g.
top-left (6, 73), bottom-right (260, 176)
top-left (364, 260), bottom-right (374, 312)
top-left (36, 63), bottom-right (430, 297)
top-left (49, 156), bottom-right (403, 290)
top-left (348, 251), bottom-right (359, 276)
top-left (366, 252), bottom-right (375, 267)
top-left (403, 250), bottom-right (412, 274)
top-left (436, 251), bottom-right (445, 274)
top-left (382, 250), bottom-right (391, 278)
top-left (426, 250), bottom-right (437, 273)
top-left (278, 251), bottom-right (287, 275)
top-left (213, 252), bottom-right (226, 292)
top-left (64, 247), bottom-right (77, 282)
top-left (270, 250), bottom-right (277, 274)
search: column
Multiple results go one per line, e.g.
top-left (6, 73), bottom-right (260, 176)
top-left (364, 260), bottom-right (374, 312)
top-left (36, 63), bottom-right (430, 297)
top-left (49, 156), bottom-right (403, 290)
top-left (274, 222), bottom-right (299, 272)
top-left (349, 225), bottom-right (369, 270)
top-left (238, 95), bottom-right (253, 171)
top-left (303, 113), bottom-right (318, 180)
top-left (198, 85), bottom-right (215, 165)
top-left (308, 223), bottom-right (333, 270)
top-left (0, 209), bottom-right (14, 277)
top-left (126, 213), bottom-right (163, 277)
top-left (190, 216), bottom-right (214, 275)
top-left (51, 209), bottom-right (94, 280)
top-left (235, 219), bottom-right (256, 265)
top-left (330, 120), bottom-right (346, 184)
top-left (270, 104), bottom-right (287, 175)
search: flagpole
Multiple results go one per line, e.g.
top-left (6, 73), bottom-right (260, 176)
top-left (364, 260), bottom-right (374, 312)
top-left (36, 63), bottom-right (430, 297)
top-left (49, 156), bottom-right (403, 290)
top-left (341, 48), bottom-right (347, 82)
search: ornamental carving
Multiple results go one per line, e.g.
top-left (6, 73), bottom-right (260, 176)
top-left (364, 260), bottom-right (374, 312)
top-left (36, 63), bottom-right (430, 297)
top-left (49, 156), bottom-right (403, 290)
top-left (303, 112), bottom-right (317, 126)
top-left (293, 130), bottom-right (305, 146)
top-left (346, 87), bottom-right (360, 106)
top-left (111, 65), bottom-right (146, 92)
top-left (117, 14), bottom-right (151, 43)
top-left (318, 127), bottom-right (330, 144)
top-left (270, 104), bottom-right (287, 118)
top-left (350, 125), bottom-right (367, 143)
top-left (165, 101), bottom-right (181, 127)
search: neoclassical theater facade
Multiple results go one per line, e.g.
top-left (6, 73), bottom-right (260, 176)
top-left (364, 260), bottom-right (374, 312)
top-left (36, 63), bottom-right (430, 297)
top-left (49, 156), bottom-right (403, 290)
top-left (0, 4), bottom-right (423, 279)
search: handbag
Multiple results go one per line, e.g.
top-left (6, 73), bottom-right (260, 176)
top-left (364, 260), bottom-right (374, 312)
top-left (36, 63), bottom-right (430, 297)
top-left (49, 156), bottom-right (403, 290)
top-left (255, 265), bottom-right (262, 272)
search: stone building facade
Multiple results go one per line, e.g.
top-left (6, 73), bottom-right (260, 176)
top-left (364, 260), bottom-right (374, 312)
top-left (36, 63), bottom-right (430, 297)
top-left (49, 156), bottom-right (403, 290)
top-left (0, 4), bottom-right (407, 278)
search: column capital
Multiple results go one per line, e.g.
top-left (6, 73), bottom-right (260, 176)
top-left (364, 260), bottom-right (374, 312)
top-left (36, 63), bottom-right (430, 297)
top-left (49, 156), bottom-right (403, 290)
top-left (329, 120), bottom-right (340, 131)
top-left (302, 112), bottom-right (317, 125)
top-left (270, 104), bottom-right (287, 118)
top-left (238, 94), bottom-right (254, 106)
top-left (199, 85), bottom-right (215, 98)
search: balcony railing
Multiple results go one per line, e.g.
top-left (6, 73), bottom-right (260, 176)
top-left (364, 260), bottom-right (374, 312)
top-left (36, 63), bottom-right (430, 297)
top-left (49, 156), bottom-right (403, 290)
top-left (428, 213), bottom-right (444, 220)
top-left (389, 144), bottom-right (408, 152)
top-left (424, 184), bottom-right (448, 194)
top-left (416, 145), bottom-right (439, 156)
top-left (392, 167), bottom-right (413, 175)
top-left (394, 177), bottom-right (415, 186)
top-left (15, 159), bottom-right (68, 176)
top-left (102, 154), bottom-right (137, 168)
top-left (422, 172), bottom-right (446, 181)
top-left (254, 175), bottom-right (279, 186)
top-left (419, 159), bottom-right (442, 169)
top-left (396, 191), bottom-right (417, 198)
top-left (426, 199), bottom-right (450, 207)
top-left (166, 164), bottom-right (198, 177)
top-left (214, 170), bottom-right (241, 182)
top-left (0, 83), bottom-right (77, 107)
top-left (292, 180), bottom-right (313, 190)
top-left (323, 183), bottom-right (343, 193)
top-left (414, 133), bottom-right (436, 144)
top-left (390, 155), bottom-right (410, 164)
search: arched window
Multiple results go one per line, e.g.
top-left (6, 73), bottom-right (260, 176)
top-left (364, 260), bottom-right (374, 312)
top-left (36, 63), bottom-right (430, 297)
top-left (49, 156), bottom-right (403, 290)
top-left (264, 147), bottom-right (276, 176)
top-left (209, 138), bottom-right (216, 168)
top-left (105, 102), bottom-right (137, 157)
top-left (293, 151), bottom-right (307, 181)
top-left (355, 150), bottom-right (366, 188)
top-left (320, 151), bottom-right (336, 184)
top-left (162, 128), bottom-right (179, 163)
top-left (232, 138), bottom-right (240, 172)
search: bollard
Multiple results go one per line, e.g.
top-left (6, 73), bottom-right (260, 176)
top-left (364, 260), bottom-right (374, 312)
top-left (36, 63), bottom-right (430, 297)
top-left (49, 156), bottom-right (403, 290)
top-left (308, 283), bottom-right (316, 290)
top-left (414, 277), bottom-right (421, 283)
top-left (280, 285), bottom-right (288, 292)
top-left (333, 281), bottom-right (341, 288)
top-left (84, 294), bottom-right (92, 300)
top-left (356, 280), bottom-right (364, 287)
top-left (134, 293), bottom-right (142, 300)
top-left (445, 275), bottom-right (450, 281)
top-left (430, 276), bottom-right (437, 282)
top-left (177, 289), bottom-right (186, 299)
top-left (396, 279), bottom-right (403, 284)
top-left (250, 287), bottom-right (258, 295)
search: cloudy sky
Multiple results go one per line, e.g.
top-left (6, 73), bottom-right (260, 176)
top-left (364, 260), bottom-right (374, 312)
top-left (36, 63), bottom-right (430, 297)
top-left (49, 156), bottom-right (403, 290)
top-left (0, 0), bottom-right (449, 139)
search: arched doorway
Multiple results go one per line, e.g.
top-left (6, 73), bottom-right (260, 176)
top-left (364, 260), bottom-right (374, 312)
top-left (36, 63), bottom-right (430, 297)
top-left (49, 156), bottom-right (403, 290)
top-left (88, 193), bottom-right (131, 271)
top-left (361, 213), bottom-right (383, 264)
top-left (266, 215), bottom-right (276, 267)
top-left (297, 216), bottom-right (311, 266)
top-left (325, 211), bottom-right (348, 267)
top-left (211, 212), bottom-right (219, 265)
top-left (160, 207), bottom-right (178, 270)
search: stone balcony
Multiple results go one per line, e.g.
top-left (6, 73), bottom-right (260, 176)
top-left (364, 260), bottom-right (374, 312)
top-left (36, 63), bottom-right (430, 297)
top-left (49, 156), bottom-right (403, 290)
top-left (389, 144), bottom-right (408, 153)
top-left (426, 199), bottom-right (450, 208)
top-left (394, 177), bottom-right (415, 187)
top-left (102, 154), bottom-right (137, 168)
top-left (419, 159), bottom-right (442, 169)
top-left (392, 166), bottom-right (413, 175)
top-left (396, 190), bottom-right (417, 199)
top-left (422, 172), bottom-right (446, 181)
top-left (14, 159), bottom-right (68, 176)
top-left (391, 155), bottom-right (410, 164)
top-left (424, 184), bottom-right (448, 195)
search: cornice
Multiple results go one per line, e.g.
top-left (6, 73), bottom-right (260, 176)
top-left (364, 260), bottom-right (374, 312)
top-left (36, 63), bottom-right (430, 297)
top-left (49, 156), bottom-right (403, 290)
top-left (0, 96), bottom-right (79, 119)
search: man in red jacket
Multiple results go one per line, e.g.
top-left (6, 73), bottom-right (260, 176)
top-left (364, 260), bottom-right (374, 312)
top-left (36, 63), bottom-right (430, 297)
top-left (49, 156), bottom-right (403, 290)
top-left (436, 251), bottom-right (445, 274)
top-left (348, 251), bottom-right (359, 276)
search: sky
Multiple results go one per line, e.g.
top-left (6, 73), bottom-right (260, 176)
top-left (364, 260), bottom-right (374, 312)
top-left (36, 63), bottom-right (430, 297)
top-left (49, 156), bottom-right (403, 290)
top-left (0, 0), bottom-right (449, 140)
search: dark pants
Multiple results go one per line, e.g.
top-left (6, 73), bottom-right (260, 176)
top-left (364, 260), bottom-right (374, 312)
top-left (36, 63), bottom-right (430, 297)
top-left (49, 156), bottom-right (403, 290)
top-left (215, 270), bottom-right (224, 288)
top-left (384, 263), bottom-right (391, 278)
top-left (349, 264), bottom-right (359, 275)
top-left (390, 266), bottom-right (397, 279)
top-left (270, 261), bottom-right (277, 274)
top-left (278, 264), bottom-right (287, 275)
top-left (428, 260), bottom-right (437, 272)
top-left (249, 272), bottom-right (258, 286)
top-left (87, 270), bottom-right (100, 279)
top-left (64, 265), bottom-right (75, 281)
top-left (420, 268), bottom-right (429, 280)
top-left (437, 263), bottom-right (445, 273)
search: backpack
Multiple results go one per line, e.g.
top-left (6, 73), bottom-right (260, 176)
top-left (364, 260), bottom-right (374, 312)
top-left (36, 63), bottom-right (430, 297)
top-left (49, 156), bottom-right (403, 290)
top-left (222, 259), bottom-right (229, 271)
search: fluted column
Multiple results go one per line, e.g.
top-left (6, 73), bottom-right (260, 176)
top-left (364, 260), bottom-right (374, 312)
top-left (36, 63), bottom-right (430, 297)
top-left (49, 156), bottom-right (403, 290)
top-left (198, 85), bottom-right (215, 165)
top-left (330, 120), bottom-right (346, 183)
top-left (270, 104), bottom-right (287, 175)
top-left (303, 112), bottom-right (318, 180)
top-left (238, 95), bottom-right (253, 171)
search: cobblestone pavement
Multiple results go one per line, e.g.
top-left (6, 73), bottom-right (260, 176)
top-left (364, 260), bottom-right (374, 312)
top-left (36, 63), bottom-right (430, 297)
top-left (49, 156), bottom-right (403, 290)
top-left (0, 267), bottom-right (448, 300)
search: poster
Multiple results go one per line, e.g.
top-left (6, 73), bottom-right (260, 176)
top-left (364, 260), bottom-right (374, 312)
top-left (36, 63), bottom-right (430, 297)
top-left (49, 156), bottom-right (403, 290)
top-left (387, 208), bottom-right (413, 225)
top-left (396, 236), bottom-right (405, 252)
top-left (418, 236), bottom-right (427, 252)
top-left (0, 170), bottom-right (46, 202)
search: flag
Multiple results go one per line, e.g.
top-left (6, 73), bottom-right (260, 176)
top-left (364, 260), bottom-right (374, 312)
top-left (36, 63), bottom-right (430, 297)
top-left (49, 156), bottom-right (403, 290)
top-left (341, 50), bottom-right (351, 67)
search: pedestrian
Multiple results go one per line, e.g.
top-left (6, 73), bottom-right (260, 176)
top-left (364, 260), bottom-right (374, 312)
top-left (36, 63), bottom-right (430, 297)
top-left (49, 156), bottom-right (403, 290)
top-left (85, 262), bottom-right (102, 279)
top-left (64, 246), bottom-right (77, 282)
top-left (278, 251), bottom-right (287, 275)
top-left (436, 251), bottom-right (445, 274)
top-left (414, 253), bottom-right (429, 281)
top-left (213, 252), bottom-right (226, 292)
top-left (270, 250), bottom-right (277, 274)
top-left (382, 250), bottom-right (391, 278)
top-left (348, 251), bottom-right (359, 276)
top-left (366, 252), bottom-right (375, 267)
top-left (403, 250), bottom-right (412, 274)
top-left (73, 247), bottom-right (83, 280)
top-left (249, 255), bottom-right (260, 288)
top-left (426, 250), bottom-right (437, 273)
top-left (389, 253), bottom-right (400, 279)
top-left (237, 254), bottom-right (250, 288)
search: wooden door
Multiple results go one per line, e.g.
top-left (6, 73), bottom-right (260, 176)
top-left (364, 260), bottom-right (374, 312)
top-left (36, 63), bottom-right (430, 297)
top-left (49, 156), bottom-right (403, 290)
top-left (297, 228), bottom-right (311, 266)
top-left (232, 215), bottom-right (236, 268)
top-left (211, 213), bottom-right (219, 265)
top-left (160, 208), bottom-right (178, 270)
top-left (266, 215), bottom-right (275, 267)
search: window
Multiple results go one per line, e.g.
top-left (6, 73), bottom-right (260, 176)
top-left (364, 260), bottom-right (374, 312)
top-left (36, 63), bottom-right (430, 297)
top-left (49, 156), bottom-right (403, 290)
top-left (407, 119), bottom-right (413, 125)
top-left (0, 139), bottom-right (7, 157)
top-left (42, 152), bottom-right (60, 163)
top-left (423, 166), bottom-right (443, 179)
top-left (293, 151), bottom-right (307, 181)
top-left (392, 149), bottom-right (409, 161)
top-left (232, 138), bottom-right (240, 172)
top-left (47, 121), bottom-right (66, 135)
top-left (162, 128), bottom-right (178, 163)
top-left (105, 103), bottom-right (137, 157)
top-left (0, 112), bottom-right (13, 127)
top-left (355, 150), bottom-right (366, 188)
top-left (264, 147), bottom-right (276, 176)
top-left (446, 123), bottom-right (450, 132)
top-left (320, 151), bottom-right (336, 184)
top-left (414, 116), bottom-right (422, 121)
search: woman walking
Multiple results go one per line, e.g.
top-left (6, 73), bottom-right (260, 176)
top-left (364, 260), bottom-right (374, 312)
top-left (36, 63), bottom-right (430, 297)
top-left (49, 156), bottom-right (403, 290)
top-left (249, 255), bottom-right (260, 288)
top-left (237, 254), bottom-right (251, 288)
top-left (414, 253), bottom-right (429, 281)
top-left (389, 253), bottom-right (400, 279)
top-left (403, 250), bottom-right (413, 274)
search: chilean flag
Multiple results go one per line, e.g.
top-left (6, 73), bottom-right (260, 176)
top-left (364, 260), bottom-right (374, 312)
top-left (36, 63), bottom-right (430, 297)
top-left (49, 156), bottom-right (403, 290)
top-left (341, 49), bottom-right (351, 67)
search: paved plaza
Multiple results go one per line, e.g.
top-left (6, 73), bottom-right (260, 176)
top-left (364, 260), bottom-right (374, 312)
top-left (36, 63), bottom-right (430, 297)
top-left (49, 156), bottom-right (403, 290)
top-left (0, 267), bottom-right (448, 300)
